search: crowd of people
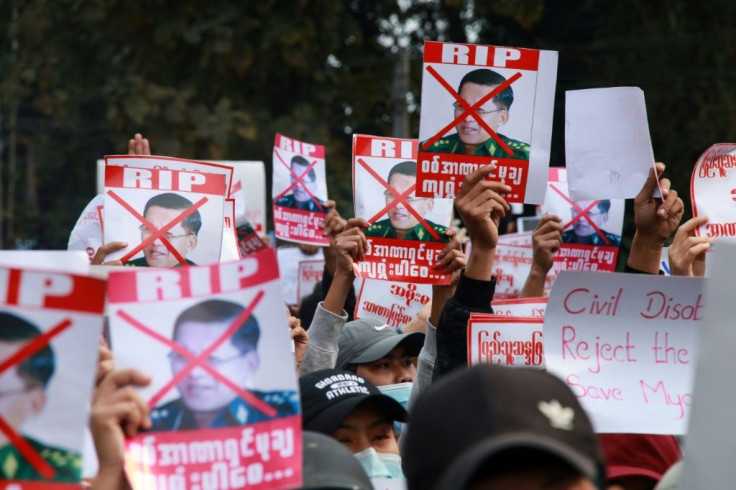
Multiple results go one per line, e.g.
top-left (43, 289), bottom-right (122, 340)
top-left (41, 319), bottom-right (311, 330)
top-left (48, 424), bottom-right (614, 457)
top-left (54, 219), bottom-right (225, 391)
top-left (58, 129), bottom-right (705, 490)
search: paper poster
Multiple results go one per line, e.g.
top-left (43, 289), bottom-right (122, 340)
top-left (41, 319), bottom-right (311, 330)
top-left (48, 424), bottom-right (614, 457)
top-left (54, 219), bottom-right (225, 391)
top-left (354, 279), bottom-right (431, 329)
top-left (272, 134), bottom-right (330, 246)
top-left (353, 134), bottom-right (454, 284)
top-left (221, 199), bottom-right (240, 263)
top-left (67, 194), bottom-right (104, 261)
top-left (416, 41), bottom-right (557, 203)
top-left (0, 267), bottom-right (105, 487)
top-left (296, 260), bottom-right (325, 306)
top-left (237, 221), bottom-right (269, 258)
top-left (681, 242), bottom-right (736, 489)
top-left (0, 251), bottom-right (90, 275)
top-left (108, 250), bottom-right (302, 489)
top-left (497, 231), bottom-right (533, 247)
top-left (544, 271), bottom-right (703, 434)
top-left (104, 164), bottom-right (226, 267)
top-left (492, 297), bottom-right (547, 318)
top-left (467, 314), bottom-right (544, 368)
top-left (372, 478), bottom-right (407, 490)
top-left (492, 243), bottom-right (560, 299)
top-left (565, 87), bottom-right (658, 201)
top-left (225, 161), bottom-right (267, 233)
top-left (541, 168), bottom-right (623, 272)
top-left (691, 144), bottom-right (736, 240)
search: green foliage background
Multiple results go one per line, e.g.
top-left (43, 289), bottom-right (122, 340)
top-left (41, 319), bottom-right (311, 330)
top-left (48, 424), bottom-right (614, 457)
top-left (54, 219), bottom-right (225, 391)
top-left (1, 0), bottom-right (734, 262)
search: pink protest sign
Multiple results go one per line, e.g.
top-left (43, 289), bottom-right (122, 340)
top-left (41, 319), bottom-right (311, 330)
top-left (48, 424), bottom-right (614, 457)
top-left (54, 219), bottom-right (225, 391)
top-left (108, 249), bottom-right (302, 489)
top-left (467, 314), bottom-right (544, 368)
top-left (416, 41), bottom-right (557, 203)
top-left (544, 271), bottom-right (703, 434)
top-left (691, 144), bottom-right (736, 239)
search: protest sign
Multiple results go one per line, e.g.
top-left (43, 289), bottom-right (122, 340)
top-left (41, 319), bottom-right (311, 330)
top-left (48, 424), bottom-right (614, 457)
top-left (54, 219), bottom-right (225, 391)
top-left (353, 134), bottom-right (454, 284)
top-left (354, 279), bottom-right (431, 328)
top-left (225, 161), bottom-right (267, 233)
top-left (238, 220), bottom-right (269, 258)
top-left (468, 314), bottom-right (544, 368)
top-left (492, 242), bottom-right (561, 299)
top-left (691, 143), bottom-right (736, 240)
top-left (416, 41), bottom-right (557, 203)
top-left (544, 271), bottom-right (702, 434)
top-left (108, 250), bottom-right (302, 489)
top-left (104, 164), bottom-right (226, 267)
top-left (372, 478), bottom-right (407, 490)
top-left (221, 199), bottom-right (240, 263)
top-left (277, 247), bottom-right (323, 306)
top-left (296, 260), bottom-right (325, 306)
top-left (272, 134), bottom-right (330, 246)
top-left (0, 267), bottom-right (105, 487)
top-left (496, 231), bottom-right (533, 247)
top-left (565, 87), bottom-right (659, 200)
top-left (492, 297), bottom-right (547, 318)
top-left (68, 194), bottom-right (105, 261)
top-left (680, 242), bottom-right (736, 488)
top-left (541, 168), bottom-right (623, 272)
top-left (0, 251), bottom-right (90, 274)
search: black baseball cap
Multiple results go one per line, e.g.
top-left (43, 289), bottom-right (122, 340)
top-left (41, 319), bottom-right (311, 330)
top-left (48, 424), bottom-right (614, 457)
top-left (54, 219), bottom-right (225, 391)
top-left (335, 318), bottom-right (425, 370)
top-left (402, 364), bottom-right (605, 490)
top-left (299, 368), bottom-right (409, 435)
top-left (299, 431), bottom-right (373, 489)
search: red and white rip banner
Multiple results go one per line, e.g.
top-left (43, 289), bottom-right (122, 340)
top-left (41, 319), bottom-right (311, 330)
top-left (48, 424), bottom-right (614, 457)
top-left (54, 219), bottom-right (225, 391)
top-left (416, 41), bottom-right (557, 204)
top-left (272, 133), bottom-right (330, 246)
top-left (108, 249), bottom-right (302, 489)
top-left (353, 134), bottom-right (454, 284)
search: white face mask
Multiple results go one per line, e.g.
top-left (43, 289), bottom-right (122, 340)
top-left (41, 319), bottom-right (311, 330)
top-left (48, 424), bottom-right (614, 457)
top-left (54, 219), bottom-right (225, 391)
top-left (353, 447), bottom-right (404, 479)
top-left (378, 382), bottom-right (413, 435)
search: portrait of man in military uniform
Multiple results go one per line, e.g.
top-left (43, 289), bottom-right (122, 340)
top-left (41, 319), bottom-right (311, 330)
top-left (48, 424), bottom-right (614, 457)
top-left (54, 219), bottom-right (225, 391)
top-left (0, 312), bottom-right (81, 482)
top-left (421, 68), bottom-right (530, 159)
top-left (274, 155), bottom-right (328, 213)
top-left (562, 199), bottom-right (622, 247)
top-left (364, 160), bottom-right (450, 243)
top-left (150, 299), bottom-right (299, 431)
top-left (127, 192), bottom-right (201, 268)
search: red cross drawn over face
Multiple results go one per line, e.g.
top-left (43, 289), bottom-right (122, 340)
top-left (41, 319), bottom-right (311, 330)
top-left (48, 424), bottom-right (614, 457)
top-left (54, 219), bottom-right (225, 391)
top-left (273, 149), bottom-right (325, 212)
top-left (549, 184), bottom-right (611, 246)
top-left (106, 190), bottom-right (208, 266)
top-left (357, 158), bottom-right (441, 241)
top-left (0, 318), bottom-right (74, 480)
top-left (115, 291), bottom-right (277, 418)
top-left (420, 66), bottom-right (522, 157)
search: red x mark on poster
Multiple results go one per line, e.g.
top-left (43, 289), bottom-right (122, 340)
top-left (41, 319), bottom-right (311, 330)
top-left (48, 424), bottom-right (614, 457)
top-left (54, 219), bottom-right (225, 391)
top-left (420, 66), bottom-right (522, 156)
top-left (0, 318), bottom-right (73, 480)
top-left (106, 190), bottom-right (208, 265)
top-left (550, 184), bottom-right (611, 245)
top-left (115, 290), bottom-right (277, 418)
top-left (357, 158), bottom-right (441, 241)
top-left (273, 149), bottom-right (325, 212)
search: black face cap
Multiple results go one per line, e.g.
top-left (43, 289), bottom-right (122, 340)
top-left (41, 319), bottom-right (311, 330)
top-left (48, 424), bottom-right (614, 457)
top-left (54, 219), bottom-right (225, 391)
top-left (402, 364), bottom-right (605, 490)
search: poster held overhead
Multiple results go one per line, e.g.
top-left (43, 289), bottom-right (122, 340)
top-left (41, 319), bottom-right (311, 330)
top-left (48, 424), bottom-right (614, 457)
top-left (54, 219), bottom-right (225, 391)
top-left (416, 41), bottom-right (557, 204)
top-left (690, 143), bottom-right (736, 240)
top-left (565, 87), bottom-right (660, 200)
top-left (104, 164), bottom-right (226, 267)
top-left (272, 134), bottom-right (330, 246)
top-left (353, 134), bottom-right (454, 284)
top-left (108, 250), bottom-right (302, 489)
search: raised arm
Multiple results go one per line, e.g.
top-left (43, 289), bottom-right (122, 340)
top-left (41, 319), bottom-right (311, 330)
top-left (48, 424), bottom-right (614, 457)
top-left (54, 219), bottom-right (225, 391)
top-left (520, 214), bottom-right (563, 297)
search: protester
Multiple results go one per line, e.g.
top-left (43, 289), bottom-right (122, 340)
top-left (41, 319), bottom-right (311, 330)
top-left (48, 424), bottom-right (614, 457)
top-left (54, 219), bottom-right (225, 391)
top-left (598, 434), bottom-right (681, 490)
top-left (520, 213), bottom-right (564, 297)
top-left (299, 431), bottom-right (373, 490)
top-left (667, 216), bottom-right (709, 277)
top-left (299, 369), bottom-right (408, 479)
top-left (402, 363), bottom-right (605, 490)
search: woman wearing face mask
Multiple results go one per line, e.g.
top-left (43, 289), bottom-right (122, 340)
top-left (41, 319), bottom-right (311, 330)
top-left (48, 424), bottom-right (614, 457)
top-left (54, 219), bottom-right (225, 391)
top-left (299, 369), bottom-right (408, 479)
